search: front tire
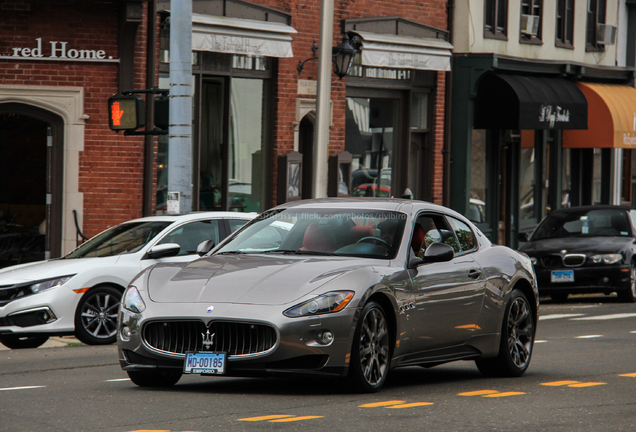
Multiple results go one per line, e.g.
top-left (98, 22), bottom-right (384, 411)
top-left (617, 263), bottom-right (636, 303)
top-left (0, 335), bottom-right (49, 349)
top-left (476, 289), bottom-right (535, 377)
top-left (349, 301), bottom-right (391, 393)
top-left (127, 370), bottom-right (182, 387)
top-left (74, 286), bottom-right (122, 345)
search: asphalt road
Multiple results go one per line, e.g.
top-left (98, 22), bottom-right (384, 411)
top-left (1, 295), bottom-right (634, 432)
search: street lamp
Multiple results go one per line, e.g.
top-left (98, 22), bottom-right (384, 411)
top-left (331, 34), bottom-right (356, 79)
top-left (297, 34), bottom-right (357, 79)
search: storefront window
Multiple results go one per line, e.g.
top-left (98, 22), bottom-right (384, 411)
top-left (199, 78), bottom-right (225, 212)
top-left (562, 148), bottom-right (572, 207)
top-left (346, 97), bottom-right (397, 198)
top-left (228, 78), bottom-right (268, 212)
top-left (469, 130), bottom-right (487, 224)
top-left (519, 147), bottom-right (536, 228)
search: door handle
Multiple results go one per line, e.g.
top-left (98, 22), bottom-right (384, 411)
top-left (468, 269), bottom-right (482, 279)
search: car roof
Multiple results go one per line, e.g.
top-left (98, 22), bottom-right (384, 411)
top-left (120, 211), bottom-right (257, 224)
top-left (548, 205), bottom-right (633, 216)
top-left (270, 198), bottom-right (464, 217)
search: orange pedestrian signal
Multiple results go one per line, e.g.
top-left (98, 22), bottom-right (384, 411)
top-left (107, 95), bottom-right (145, 131)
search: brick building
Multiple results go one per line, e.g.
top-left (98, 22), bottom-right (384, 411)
top-left (0, 0), bottom-right (152, 265)
top-left (0, 0), bottom-right (451, 265)
top-left (155, 0), bottom-right (451, 214)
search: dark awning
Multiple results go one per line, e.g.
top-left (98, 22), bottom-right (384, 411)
top-left (474, 74), bottom-right (588, 130)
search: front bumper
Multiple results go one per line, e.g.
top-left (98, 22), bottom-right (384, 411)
top-left (117, 301), bottom-right (358, 378)
top-left (534, 264), bottom-right (630, 295)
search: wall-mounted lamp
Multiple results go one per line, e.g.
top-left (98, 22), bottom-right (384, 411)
top-left (297, 34), bottom-right (357, 79)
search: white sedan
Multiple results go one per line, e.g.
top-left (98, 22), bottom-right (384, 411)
top-left (0, 212), bottom-right (255, 349)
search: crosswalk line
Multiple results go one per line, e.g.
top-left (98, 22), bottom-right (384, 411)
top-left (359, 400), bottom-right (406, 407)
top-left (539, 314), bottom-right (586, 320)
top-left (458, 390), bottom-right (499, 396)
top-left (0, 386), bottom-right (46, 391)
top-left (482, 392), bottom-right (525, 397)
top-left (270, 416), bottom-right (323, 422)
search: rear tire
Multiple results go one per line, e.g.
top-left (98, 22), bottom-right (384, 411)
top-left (0, 335), bottom-right (49, 349)
top-left (127, 370), bottom-right (182, 387)
top-left (476, 289), bottom-right (535, 377)
top-left (348, 301), bottom-right (391, 393)
top-left (617, 263), bottom-right (636, 303)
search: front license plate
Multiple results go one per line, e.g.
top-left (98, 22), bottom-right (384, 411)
top-left (183, 352), bottom-right (226, 375)
top-left (551, 270), bottom-right (574, 283)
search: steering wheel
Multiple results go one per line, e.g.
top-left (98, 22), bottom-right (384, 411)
top-left (356, 236), bottom-right (390, 249)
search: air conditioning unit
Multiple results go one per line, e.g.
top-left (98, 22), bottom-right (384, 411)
top-left (520, 14), bottom-right (540, 36)
top-left (597, 23), bottom-right (617, 45)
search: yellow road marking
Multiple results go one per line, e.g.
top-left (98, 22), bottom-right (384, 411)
top-left (270, 416), bottom-right (323, 422)
top-left (568, 382), bottom-right (606, 387)
top-left (540, 381), bottom-right (581, 386)
top-left (458, 390), bottom-right (499, 396)
top-left (239, 415), bottom-right (294, 421)
top-left (620, 373), bottom-right (636, 377)
top-left (359, 400), bottom-right (406, 407)
top-left (482, 392), bottom-right (525, 398)
top-left (385, 402), bottom-right (434, 408)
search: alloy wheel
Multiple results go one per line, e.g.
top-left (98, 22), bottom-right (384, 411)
top-left (507, 296), bottom-right (533, 369)
top-left (80, 291), bottom-right (119, 340)
top-left (358, 307), bottom-right (390, 386)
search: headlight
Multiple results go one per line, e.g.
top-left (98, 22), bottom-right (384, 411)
top-left (29, 275), bottom-right (74, 294)
top-left (283, 291), bottom-right (354, 318)
top-left (591, 254), bottom-right (622, 264)
top-left (122, 286), bottom-right (146, 314)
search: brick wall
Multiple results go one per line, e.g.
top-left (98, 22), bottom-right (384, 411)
top-left (257, 0), bottom-right (449, 206)
top-left (0, 0), bottom-right (149, 238)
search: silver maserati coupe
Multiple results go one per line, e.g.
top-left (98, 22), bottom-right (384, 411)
top-left (117, 198), bottom-right (538, 392)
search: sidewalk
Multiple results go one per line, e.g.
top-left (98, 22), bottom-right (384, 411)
top-left (0, 335), bottom-right (82, 351)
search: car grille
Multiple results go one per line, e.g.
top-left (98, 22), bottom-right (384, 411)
top-left (540, 255), bottom-right (563, 268)
top-left (142, 320), bottom-right (277, 357)
top-left (563, 254), bottom-right (586, 267)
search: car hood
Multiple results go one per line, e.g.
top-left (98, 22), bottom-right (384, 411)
top-left (0, 257), bottom-right (121, 284)
top-left (146, 254), bottom-right (379, 305)
top-left (519, 236), bottom-right (634, 255)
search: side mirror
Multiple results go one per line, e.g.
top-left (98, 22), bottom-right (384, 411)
top-left (422, 242), bottom-right (454, 263)
top-left (408, 242), bottom-right (455, 267)
top-left (145, 243), bottom-right (180, 259)
top-left (517, 232), bottom-right (529, 242)
top-left (196, 239), bottom-right (216, 256)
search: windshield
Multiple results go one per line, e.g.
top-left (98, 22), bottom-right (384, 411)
top-left (217, 209), bottom-right (407, 259)
top-left (532, 209), bottom-right (632, 240)
top-left (65, 222), bottom-right (171, 258)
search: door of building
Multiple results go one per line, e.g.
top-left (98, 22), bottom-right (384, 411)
top-left (0, 105), bottom-right (63, 267)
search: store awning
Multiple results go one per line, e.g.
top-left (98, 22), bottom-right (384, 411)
top-left (474, 74), bottom-right (588, 130)
top-left (563, 83), bottom-right (636, 149)
top-left (191, 13), bottom-right (296, 58)
top-left (349, 31), bottom-right (453, 72)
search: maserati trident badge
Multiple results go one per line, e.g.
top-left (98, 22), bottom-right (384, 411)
top-left (201, 329), bottom-right (215, 351)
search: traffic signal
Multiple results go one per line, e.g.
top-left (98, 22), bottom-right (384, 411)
top-left (107, 95), bottom-right (145, 131)
top-left (154, 95), bottom-right (169, 130)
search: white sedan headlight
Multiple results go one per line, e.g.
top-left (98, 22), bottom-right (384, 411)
top-left (591, 254), bottom-right (622, 264)
top-left (28, 275), bottom-right (74, 294)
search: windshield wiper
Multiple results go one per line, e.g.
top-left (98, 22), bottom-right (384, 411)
top-left (260, 250), bottom-right (338, 256)
top-left (215, 250), bottom-right (248, 255)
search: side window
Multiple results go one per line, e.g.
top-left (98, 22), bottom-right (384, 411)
top-left (228, 218), bottom-right (249, 233)
top-left (448, 217), bottom-right (477, 253)
top-left (414, 214), bottom-right (455, 256)
top-left (158, 220), bottom-right (220, 255)
top-left (630, 210), bottom-right (636, 231)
